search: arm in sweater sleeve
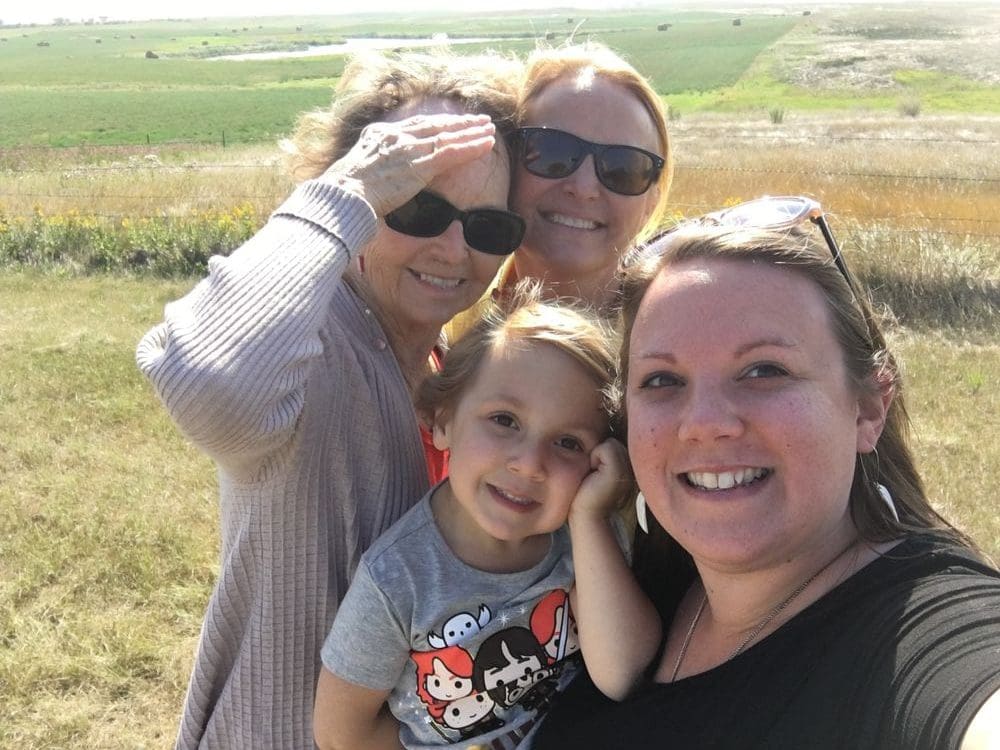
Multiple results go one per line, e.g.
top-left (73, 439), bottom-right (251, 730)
top-left (136, 179), bottom-right (377, 477)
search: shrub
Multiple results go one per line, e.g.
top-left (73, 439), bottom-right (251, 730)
top-left (899, 97), bottom-right (922, 117)
top-left (0, 205), bottom-right (260, 277)
top-left (769, 107), bottom-right (785, 124)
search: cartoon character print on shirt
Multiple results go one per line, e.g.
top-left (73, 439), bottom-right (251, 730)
top-left (410, 593), bottom-right (576, 743)
top-left (473, 626), bottom-right (557, 712)
top-left (411, 645), bottom-right (476, 722)
top-left (412, 619), bottom-right (505, 740)
top-left (439, 690), bottom-right (503, 738)
top-left (530, 589), bottom-right (580, 664)
top-left (427, 604), bottom-right (492, 648)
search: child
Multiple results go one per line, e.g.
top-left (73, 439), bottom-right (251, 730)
top-left (313, 287), bottom-right (662, 749)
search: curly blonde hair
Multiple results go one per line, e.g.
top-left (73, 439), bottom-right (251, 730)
top-left (417, 280), bottom-right (620, 430)
top-left (284, 49), bottom-right (522, 181)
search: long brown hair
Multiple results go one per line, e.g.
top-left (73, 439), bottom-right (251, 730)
top-left (618, 225), bottom-right (978, 600)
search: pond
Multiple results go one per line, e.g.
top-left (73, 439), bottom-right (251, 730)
top-left (214, 35), bottom-right (503, 61)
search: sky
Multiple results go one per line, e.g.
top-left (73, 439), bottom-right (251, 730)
top-left (3, 0), bottom-right (645, 26)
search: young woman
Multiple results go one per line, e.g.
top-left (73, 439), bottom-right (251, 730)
top-left (448, 41), bottom-right (673, 342)
top-left (532, 202), bottom-right (1000, 749)
top-left (508, 42), bottom-right (673, 309)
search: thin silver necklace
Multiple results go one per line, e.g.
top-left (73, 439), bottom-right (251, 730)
top-left (669, 540), bottom-right (857, 682)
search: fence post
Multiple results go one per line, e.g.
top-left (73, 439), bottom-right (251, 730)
top-left (146, 133), bottom-right (150, 146)
top-left (222, 130), bottom-right (226, 148)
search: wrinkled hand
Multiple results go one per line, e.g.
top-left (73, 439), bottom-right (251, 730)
top-left (570, 438), bottom-right (631, 523)
top-left (323, 113), bottom-right (497, 217)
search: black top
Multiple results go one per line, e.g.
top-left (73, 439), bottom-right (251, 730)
top-left (533, 535), bottom-right (1000, 750)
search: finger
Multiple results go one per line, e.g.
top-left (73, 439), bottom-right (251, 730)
top-left (590, 442), bottom-right (612, 472)
top-left (393, 112), bottom-right (492, 138)
top-left (408, 134), bottom-right (496, 180)
top-left (428, 122), bottom-right (497, 151)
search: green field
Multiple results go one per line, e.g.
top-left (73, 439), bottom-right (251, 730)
top-left (1, 6), bottom-right (998, 745)
top-left (4, 7), bottom-right (998, 148)
top-left (0, 11), bottom-right (797, 146)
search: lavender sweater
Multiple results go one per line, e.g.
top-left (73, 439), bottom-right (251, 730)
top-left (137, 180), bottom-right (431, 748)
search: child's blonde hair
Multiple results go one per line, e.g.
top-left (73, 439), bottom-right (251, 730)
top-left (417, 281), bottom-right (619, 431)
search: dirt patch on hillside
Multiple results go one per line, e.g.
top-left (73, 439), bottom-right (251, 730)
top-left (772, 4), bottom-right (1000, 89)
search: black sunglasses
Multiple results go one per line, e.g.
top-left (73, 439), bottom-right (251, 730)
top-left (516, 127), bottom-right (664, 197)
top-left (384, 190), bottom-right (525, 256)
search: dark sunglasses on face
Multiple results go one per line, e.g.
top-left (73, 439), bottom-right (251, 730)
top-left (384, 190), bottom-right (526, 256)
top-left (516, 126), bottom-right (664, 197)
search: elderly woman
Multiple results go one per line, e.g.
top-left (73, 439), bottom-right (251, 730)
top-left (532, 199), bottom-right (1000, 749)
top-left (136, 51), bottom-right (523, 749)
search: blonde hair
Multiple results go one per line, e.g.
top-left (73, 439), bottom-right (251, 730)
top-left (417, 281), bottom-right (619, 431)
top-left (517, 41), bottom-right (673, 241)
top-left (284, 49), bottom-right (522, 181)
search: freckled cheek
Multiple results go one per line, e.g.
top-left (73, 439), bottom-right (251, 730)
top-left (628, 419), bottom-right (670, 483)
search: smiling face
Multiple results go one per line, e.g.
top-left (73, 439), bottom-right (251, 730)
top-left (625, 258), bottom-right (886, 573)
top-left (425, 657), bottom-right (474, 702)
top-left (359, 99), bottom-right (510, 336)
top-left (432, 340), bottom-right (607, 548)
top-left (511, 74), bottom-right (661, 302)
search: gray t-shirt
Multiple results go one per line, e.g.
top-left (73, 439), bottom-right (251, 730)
top-left (321, 487), bottom-right (582, 749)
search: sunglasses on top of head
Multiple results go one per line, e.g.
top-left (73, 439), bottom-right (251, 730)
top-left (515, 127), bottom-right (664, 197)
top-left (629, 196), bottom-right (856, 291)
top-left (384, 190), bottom-right (526, 256)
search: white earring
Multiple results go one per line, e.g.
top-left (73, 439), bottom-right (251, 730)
top-left (877, 483), bottom-right (900, 522)
top-left (635, 492), bottom-right (649, 533)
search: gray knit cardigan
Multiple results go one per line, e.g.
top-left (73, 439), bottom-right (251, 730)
top-left (137, 179), bottom-right (431, 749)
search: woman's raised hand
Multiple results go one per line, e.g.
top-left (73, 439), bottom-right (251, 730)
top-left (324, 113), bottom-right (497, 217)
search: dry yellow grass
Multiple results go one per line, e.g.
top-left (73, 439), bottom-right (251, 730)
top-left (0, 143), bottom-right (292, 220)
top-left (1, 112), bottom-right (998, 749)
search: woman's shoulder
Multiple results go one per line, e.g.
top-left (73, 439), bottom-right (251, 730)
top-left (869, 533), bottom-right (999, 583)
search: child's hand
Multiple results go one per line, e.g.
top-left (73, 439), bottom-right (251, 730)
top-left (570, 438), bottom-right (629, 523)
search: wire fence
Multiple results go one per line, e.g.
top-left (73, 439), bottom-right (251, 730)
top-left (3, 137), bottom-right (999, 239)
top-left (3, 131), bottom-right (1000, 150)
top-left (4, 162), bottom-right (1000, 183)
